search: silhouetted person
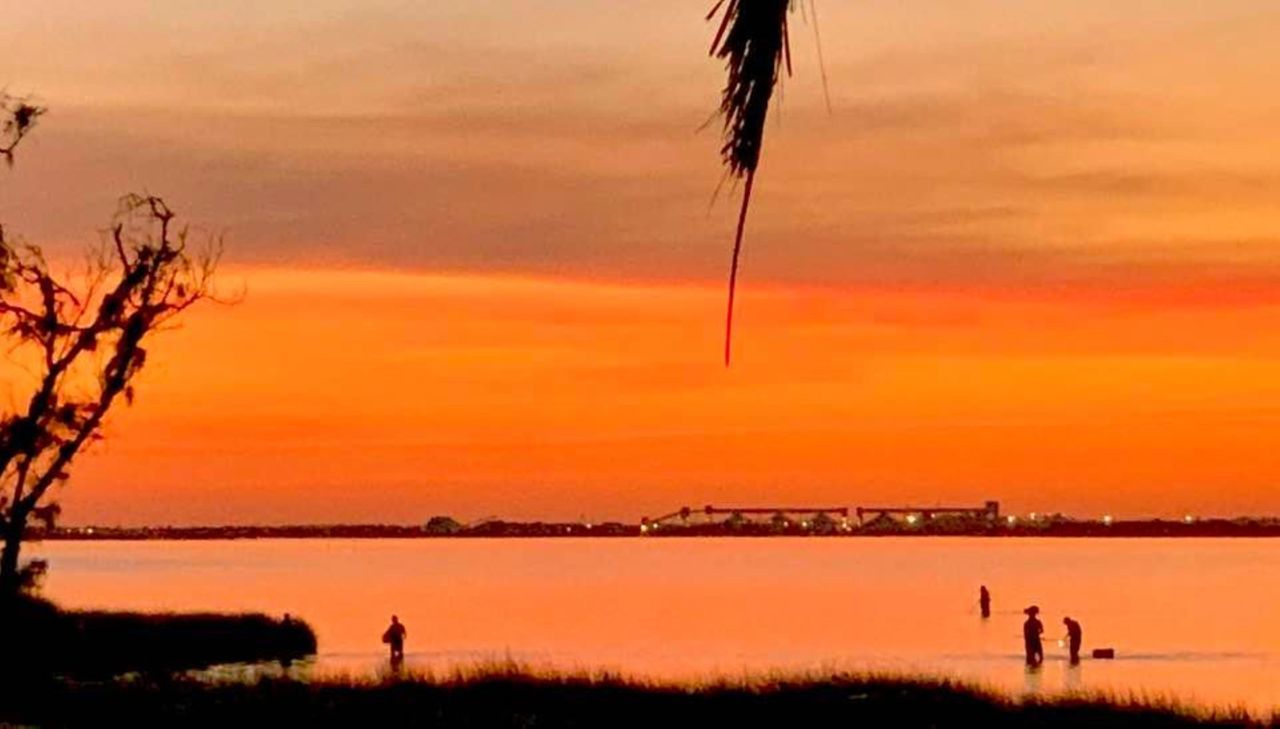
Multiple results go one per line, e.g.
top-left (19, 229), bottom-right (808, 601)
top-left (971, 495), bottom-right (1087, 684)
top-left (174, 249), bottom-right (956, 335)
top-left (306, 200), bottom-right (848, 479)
top-left (979, 585), bottom-right (991, 619)
top-left (1063, 616), bottom-right (1083, 664)
top-left (1023, 605), bottom-right (1044, 667)
top-left (382, 615), bottom-right (407, 662)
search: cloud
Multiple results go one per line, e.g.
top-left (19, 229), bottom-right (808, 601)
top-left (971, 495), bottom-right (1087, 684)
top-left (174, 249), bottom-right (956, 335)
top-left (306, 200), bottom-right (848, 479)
top-left (7, 1), bottom-right (1280, 296)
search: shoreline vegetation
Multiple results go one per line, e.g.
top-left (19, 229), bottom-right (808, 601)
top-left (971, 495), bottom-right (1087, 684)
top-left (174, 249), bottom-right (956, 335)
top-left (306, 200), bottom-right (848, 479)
top-left (2, 595), bottom-right (315, 678)
top-left (29, 517), bottom-right (1280, 540)
top-left (0, 665), bottom-right (1271, 728)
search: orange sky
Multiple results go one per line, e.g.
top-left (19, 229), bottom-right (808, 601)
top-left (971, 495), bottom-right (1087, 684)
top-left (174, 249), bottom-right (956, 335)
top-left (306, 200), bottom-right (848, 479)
top-left (5, 2), bottom-right (1280, 523)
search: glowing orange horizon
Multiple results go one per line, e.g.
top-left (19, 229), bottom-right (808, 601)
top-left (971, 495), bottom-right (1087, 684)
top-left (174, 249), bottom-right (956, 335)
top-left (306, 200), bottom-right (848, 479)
top-left (10, 266), bottom-right (1265, 525)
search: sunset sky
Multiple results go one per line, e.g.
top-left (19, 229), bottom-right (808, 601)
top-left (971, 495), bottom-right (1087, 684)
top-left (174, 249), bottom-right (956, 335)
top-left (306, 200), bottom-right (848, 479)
top-left (5, 1), bottom-right (1280, 524)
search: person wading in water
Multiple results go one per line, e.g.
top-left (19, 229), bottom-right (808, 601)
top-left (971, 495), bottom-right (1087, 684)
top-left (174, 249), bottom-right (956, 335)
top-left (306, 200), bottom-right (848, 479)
top-left (382, 615), bottom-right (407, 664)
top-left (1023, 606), bottom-right (1044, 667)
top-left (1062, 616), bottom-right (1083, 665)
top-left (979, 585), bottom-right (991, 619)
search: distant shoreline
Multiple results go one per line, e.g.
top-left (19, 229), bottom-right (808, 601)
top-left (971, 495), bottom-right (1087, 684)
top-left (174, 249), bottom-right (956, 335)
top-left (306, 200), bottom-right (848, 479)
top-left (33, 519), bottom-right (1280, 541)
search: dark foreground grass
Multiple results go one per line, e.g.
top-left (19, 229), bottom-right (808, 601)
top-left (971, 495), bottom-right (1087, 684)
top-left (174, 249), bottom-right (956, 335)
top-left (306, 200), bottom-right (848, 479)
top-left (0, 666), bottom-right (1269, 729)
top-left (1, 595), bottom-right (316, 677)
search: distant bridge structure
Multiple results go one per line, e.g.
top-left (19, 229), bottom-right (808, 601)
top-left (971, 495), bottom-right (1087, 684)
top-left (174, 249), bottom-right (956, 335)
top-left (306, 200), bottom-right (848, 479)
top-left (641, 505), bottom-right (851, 531)
top-left (640, 501), bottom-right (1000, 532)
top-left (856, 501), bottom-right (1000, 525)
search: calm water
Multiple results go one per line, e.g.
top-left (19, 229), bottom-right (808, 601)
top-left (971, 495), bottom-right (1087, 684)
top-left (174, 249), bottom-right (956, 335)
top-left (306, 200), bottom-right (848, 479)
top-left (33, 537), bottom-right (1280, 712)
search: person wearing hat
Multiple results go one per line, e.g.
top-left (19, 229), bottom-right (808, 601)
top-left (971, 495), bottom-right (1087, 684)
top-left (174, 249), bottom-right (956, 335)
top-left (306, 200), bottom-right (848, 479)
top-left (1023, 605), bottom-right (1044, 666)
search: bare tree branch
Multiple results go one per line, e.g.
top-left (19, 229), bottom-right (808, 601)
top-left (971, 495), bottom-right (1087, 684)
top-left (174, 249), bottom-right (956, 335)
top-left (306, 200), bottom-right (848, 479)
top-left (0, 95), bottom-right (45, 167)
top-left (0, 102), bottom-right (221, 592)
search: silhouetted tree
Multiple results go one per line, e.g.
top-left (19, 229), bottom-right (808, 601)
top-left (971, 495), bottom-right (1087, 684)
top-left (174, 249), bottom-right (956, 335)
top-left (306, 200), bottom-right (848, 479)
top-left (0, 94), bottom-right (44, 167)
top-left (0, 100), bottom-right (219, 594)
top-left (424, 516), bottom-right (462, 535)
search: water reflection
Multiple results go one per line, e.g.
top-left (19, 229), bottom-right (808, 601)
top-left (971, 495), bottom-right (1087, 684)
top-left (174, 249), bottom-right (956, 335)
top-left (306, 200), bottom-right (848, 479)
top-left (1023, 664), bottom-right (1043, 695)
top-left (1063, 662), bottom-right (1083, 693)
top-left (34, 537), bottom-right (1280, 712)
top-left (187, 657), bottom-right (318, 683)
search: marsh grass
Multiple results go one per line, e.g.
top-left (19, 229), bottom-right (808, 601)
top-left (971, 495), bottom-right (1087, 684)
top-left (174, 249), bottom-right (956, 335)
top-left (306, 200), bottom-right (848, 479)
top-left (1, 594), bottom-right (315, 678)
top-left (2, 659), bottom-right (1271, 727)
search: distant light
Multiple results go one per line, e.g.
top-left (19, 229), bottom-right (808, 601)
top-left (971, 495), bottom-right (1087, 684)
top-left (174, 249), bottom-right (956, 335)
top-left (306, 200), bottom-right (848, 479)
top-left (1183, 514), bottom-right (1195, 524)
top-left (1029, 512), bottom-right (1038, 521)
top-left (906, 514), bottom-right (919, 525)
top-left (1006, 516), bottom-right (1017, 526)
top-left (1102, 515), bottom-right (1113, 526)
top-left (801, 521), bottom-right (810, 528)
top-left (85, 527), bottom-right (94, 535)
top-left (585, 523), bottom-right (593, 529)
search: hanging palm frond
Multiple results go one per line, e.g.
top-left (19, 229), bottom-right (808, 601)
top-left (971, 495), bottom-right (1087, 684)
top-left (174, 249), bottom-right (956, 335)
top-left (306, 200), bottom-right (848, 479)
top-left (708, 0), bottom-right (794, 366)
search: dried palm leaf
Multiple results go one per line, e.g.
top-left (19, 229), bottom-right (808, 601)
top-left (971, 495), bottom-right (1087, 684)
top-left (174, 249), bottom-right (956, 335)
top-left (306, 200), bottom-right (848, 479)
top-left (708, 0), bottom-right (794, 366)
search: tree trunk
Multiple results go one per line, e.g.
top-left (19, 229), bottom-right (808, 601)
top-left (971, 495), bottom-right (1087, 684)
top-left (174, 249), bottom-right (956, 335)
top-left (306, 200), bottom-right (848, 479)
top-left (0, 517), bottom-right (24, 595)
